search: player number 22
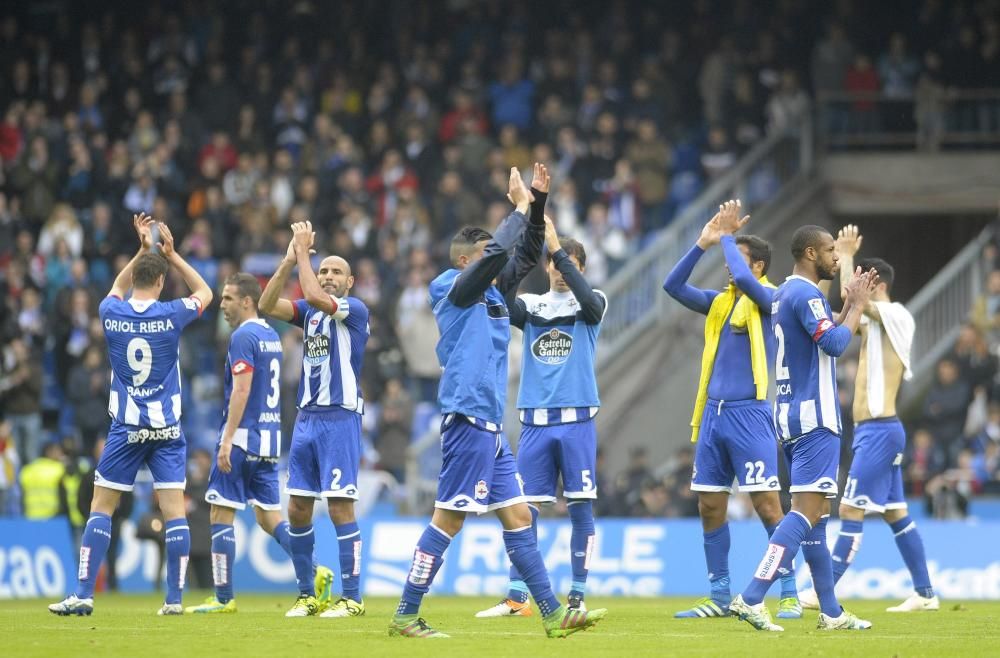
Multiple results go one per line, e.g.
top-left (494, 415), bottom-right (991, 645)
top-left (126, 337), bottom-right (153, 386)
top-left (744, 460), bottom-right (766, 485)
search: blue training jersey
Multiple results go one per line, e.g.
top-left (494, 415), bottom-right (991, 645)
top-left (223, 319), bottom-right (283, 457)
top-left (772, 275), bottom-right (846, 440)
top-left (291, 297), bottom-right (369, 413)
top-left (100, 295), bottom-right (203, 428)
top-left (430, 269), bottom-right (511, 425)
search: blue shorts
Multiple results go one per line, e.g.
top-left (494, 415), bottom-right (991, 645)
top-left (691, 399), bottom-right (781, 494)
top-left (842, 418), bottom-right (906, 513)
top-left (783, 428), bottom-right (840, 497)
top-left (285, 407), bottom-right (362, 500)
top-left (205, 445), bottom-right (281, 511)
top-left (435, 414), bottom-right (526, 515)
top-left (517, 419), bottom-right (598, 503)
top-left (94, 421), bottom-right (187, 492)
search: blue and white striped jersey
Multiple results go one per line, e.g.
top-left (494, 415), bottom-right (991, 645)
top-left (291, 297), bottom-right (369, 413)
top-left (223, 319), bottom-right (283, 457)
top-left (772, 275), bottom-right (848, 440)
top-left (100, 295), bottom-right (203, 428)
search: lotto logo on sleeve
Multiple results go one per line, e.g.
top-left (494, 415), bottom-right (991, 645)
top-left (754, 543), bottom-right (786, 580)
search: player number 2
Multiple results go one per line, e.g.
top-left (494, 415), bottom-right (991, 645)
top-left (266, 358), bottom-right (280, 409)
top-left (744, 460), bottom-right (766, 485)
top-left (774, 324), bottom-right (789, 381)
top-left (581, 469), bottom-right (593, 491)
top-left (126, 337), bottom-right (153, 386)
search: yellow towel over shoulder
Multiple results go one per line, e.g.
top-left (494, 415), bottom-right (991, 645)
top-left (690, 276), bottom-right (775, 442)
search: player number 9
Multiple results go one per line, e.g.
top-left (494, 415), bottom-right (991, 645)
top-left (126, 337), bottom-right (153, 386)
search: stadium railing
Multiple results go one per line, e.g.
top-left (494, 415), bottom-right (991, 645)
top-left (900, 224), bottom-right (994, 406)
top-left (594, 122), bottom-right (812, 371)
top-left (816, 89), bottom-right (1000, 152)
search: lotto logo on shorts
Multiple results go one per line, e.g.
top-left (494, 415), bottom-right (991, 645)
top-left (475, 480), bottom-right (489, 500)
top-left (755, 544), bottom-right (785, 580)
top-left (78, 547), bottom-right (91, 580)
top-left (408, 550), bottom-right (435, 585)
top-left (212, 553), bottom-right (228, 586)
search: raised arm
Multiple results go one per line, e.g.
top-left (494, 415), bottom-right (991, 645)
top-left (834, 224), bottom-right (881, 321)
top-left (449, 167), bottom-right (532, 307)
top-left (662, 214), bottom-right (722, 315)
top-left (259, 239), bottom-right (298, 322)
top-left (157, 223), bottom-right (213, 309)
top-left (496, 163), bottom-right (548, 295)
top-left (715, 200), bottom-right (774, 309)
top-left (543, 217), bottom-right (606, 324)
top-left (108, 213), bottom-right (155, 299)
top-left (290, 220), bottom-right (350, 320)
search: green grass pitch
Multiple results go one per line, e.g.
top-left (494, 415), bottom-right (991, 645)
top-left (4, 594), bottom-right (998, 657)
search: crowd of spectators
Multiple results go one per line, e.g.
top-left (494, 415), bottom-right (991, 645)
top-left (2, 0), bottom-right (1000, 521)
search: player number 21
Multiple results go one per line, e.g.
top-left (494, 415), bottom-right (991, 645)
top-left (126, 337), bottom-right (153, 386)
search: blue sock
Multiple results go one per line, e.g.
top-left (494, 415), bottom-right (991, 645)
top-left (831, 519), bottom-right (863, 584)
top-left (397, 524), bottom-right (451, 615)
top-left (743, 511), bottom-right (810, 606)
top-left (890, 516), bottom-right (935, 598)
top-left (506, 505), bottom-right (539, 603)
top-left (766, 522), bottom-right (799, 599)
top-left (289, 524), bottom-right (315, 596)
top-left (211, 523), bottom-right (236, 603)
top-left (801, 516), bottom-right (840, 617)
top-left (272, 521), bottom-right (294, 559)
top-left (75, 512), bottom-right (112, 599)
top-left (703, 523), bottom-right (730, 604)
top-left (504, 525), bottom-right (560, 617)
top-left (164, 518), bottom-right (190, 605)
top-left (335, 522), bottom-right (362, 601)
top-left (568, 501), bottom-right (595, 600)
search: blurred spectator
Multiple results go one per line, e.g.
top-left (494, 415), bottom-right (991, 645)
top-left (922, 357), bottom-right (973, 461)
top-left (375, 378), bottom-right (414, 483)
top-left (970, 269), bottom-right (1000, 343)
top-left (906, 427), bottom-right (945, 496)
top-left (66, 346), bottom-right (109, 457)
top-left (0, 420), bottom-right (20, 516)
top-left (395, 266), bottom-right (440, 403)
top-left (766, 69), bottom-right (810, 134)
top-left (19, 441), bottom-right (65, 519)
top-left (0, 337), bottom-right (43, 464)
top-left (844, 54), bottom-right (881, 133)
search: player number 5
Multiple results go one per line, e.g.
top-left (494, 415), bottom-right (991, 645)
top-left (581, 469), bottom-right (593, 491)
top-left (126, 337), bottom-right (153, 386)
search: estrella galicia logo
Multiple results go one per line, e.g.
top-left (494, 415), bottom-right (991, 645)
top-left (304, 333), bottom-right (330, 365)
top-left (531, 328), bottom-right (573, 365)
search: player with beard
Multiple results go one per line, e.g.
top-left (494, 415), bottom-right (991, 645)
top-left (731, 225), bottom-right (877, 632)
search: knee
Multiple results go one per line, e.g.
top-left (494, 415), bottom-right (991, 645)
top-left (752, 494), bottom-right (783, 525)
top-left (287, 497), bottom-right (313, 525)
top-left (697, 495), bottom-right (727, 524)
top-left (839, 503), bottom-right (864, 522)
top-left (327, 499), bottom-right (356, 525)
top-left (431, 510), bottom-right (465, 537)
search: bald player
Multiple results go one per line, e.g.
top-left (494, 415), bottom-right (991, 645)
top-left (260, 222), bottom-right (370, 619)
